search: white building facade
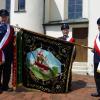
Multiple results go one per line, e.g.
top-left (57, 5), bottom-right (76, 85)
top-left (0, 0), bottom-right (100, 75)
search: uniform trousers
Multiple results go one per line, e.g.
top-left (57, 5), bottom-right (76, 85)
top-left (94, 63), bottom-right (100, 94)
top-left (0, 60), bottom-right (11, 89)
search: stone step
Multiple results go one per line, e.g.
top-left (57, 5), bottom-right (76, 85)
top-left (72, 62), bottom-right (88, 75)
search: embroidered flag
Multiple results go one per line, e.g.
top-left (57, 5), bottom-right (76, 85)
top-left (22, 29), bottom-right (75, 93)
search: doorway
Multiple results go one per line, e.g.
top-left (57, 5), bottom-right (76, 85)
top-left (73, 28), bottom-right (88, 62)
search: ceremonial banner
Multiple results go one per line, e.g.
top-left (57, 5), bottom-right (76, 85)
top-left (21, 29), bottom-right (75, 93)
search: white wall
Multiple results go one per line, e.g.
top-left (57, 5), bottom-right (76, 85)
top-left (46, 24), bottom-right (88, 38)
top-left (45, 0), bottom-right (50, 23)
top-left (88, 0), bottom-right (100, 75)
top-left (46, 26), bottom-right (62, 38)
top-left (0, 0), bottom-right (6, 22)
top-left (0, 0), bottom-right (5, 9)
top-left (45, 0), bottom-right (65, 22)
top-left (46, 25), bottom-right (73, 38)
top-left (10, 0), bottom-right (44, 33)
top-left (45, 0), bottom-right (88, 22)
top-left (83, 0), bottom-right (89, 18)
top-left (64, 0), bottom-right (68, 19)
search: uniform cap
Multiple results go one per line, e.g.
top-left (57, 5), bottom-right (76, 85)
top-left (61, 23), bottom-right (69, 30)
top-left (0, 9), bottom-right (9, 16)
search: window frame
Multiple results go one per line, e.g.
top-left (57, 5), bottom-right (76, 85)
top-left (6, 0), bottom-right (10, 12)
top-left (68, 0), bottom-right (82, 19)
top-left (14, 0), bottom-right (26, 12)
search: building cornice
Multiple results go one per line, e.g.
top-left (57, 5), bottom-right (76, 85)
top-left (43, 18), bottom-right (89, 26)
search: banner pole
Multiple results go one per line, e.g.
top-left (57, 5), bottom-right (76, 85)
top-left (12, 25), bottom-right (93, 50)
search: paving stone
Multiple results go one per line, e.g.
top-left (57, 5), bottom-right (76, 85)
top-left (0, 74), bottom-right (100, 100)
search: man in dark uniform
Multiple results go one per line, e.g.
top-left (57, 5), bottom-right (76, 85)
top-left (91, 18), bottom-right (100, 97)
top-left (0, 9), bottom-right (14, 93)
top-left (59, 23), bottom-right (76, 92)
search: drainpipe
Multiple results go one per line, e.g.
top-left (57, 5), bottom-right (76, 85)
top-left (43, 0), bottom-right (46, 34)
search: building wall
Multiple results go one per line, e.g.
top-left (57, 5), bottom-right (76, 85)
top-left (45, 0), bottom-right (89, 22)
top-left (45, 0), bottom-right (89, 44)
top-left (50, 0), bottom-right (65, 21)
top-left (83, 0), bottom-right (89, 18)
top-left (44, 0), bottom-right (50, 23)
top-left (10, 0), bottom-right (89, 34)
top-left (0, 0), bottom-right (6, 9)
top-left (46, 24), bottom-right (88, 38)
top-left (46, 23), bottom-right (89, 75)
top-left (10, 0), bottom-right (44, 33)
top-left (45, 0), bottom-right (65, 22)
top-left (45, 0), bottom-right (90, 75)
top-left (9, 0), bottom-right (100, 75)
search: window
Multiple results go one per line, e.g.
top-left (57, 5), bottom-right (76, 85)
top-left (15, 0), bottom-right (25, 12)
top-left (6, 0), bottom-right (10, 11)
top-left (18, 0), bottom-right (25, 11)
top-left (68, 0), bottom-right (82, 19)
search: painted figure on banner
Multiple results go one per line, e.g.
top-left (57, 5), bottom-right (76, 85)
top-left (0, 9), bottom-right (14, 93)
top-left (59, 23), bottom-right (76, 92)
top-left (91, 18), bottom-right (100, 97)
top-left (26, 47), bottom-right (62, 81)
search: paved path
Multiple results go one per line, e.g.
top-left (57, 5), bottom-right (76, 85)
top-left (0, 74), bottom-right (100, 100)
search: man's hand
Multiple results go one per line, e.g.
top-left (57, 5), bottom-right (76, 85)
top-left (91, 49), bottom-right (94, 53)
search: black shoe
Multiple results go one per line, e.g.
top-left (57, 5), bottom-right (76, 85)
top-left (2, 87), bottom-right (13, 92)
top-left (7, 88), bottom-right (13, 92)
top-left (0, 87), bottom-right (3, 94)
top-left (91, 93), bottom-right (100, 97)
